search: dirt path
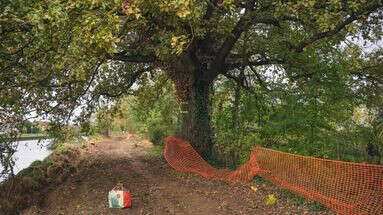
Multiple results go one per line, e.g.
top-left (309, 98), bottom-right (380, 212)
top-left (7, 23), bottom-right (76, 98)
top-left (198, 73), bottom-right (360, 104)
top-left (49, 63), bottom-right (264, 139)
top-left (22, 135), bottom-right (330, 215)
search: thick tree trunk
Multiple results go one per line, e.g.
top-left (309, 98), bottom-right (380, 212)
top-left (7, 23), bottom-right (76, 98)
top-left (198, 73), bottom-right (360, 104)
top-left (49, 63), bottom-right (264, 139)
top-left (179, 78), bottom-right (213, 159)
top-left (169, 55), bottom-right (214, 160)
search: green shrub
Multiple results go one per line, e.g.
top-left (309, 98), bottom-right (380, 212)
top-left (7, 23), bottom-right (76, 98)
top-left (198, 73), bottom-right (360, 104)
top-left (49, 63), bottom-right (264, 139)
top-left (148, 126), bottom-right (166, 145)
top-left (17, 165), bottom-right (45, 184)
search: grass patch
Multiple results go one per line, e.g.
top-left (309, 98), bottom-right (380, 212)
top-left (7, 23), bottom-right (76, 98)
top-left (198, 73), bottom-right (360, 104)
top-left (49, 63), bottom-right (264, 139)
top-left (18, 133), bottom-right (49, 140)
top-left (278, 189), bottom-right (306, 205)
top-left (49, 137), bottom-right (88, 152)
top-left (279, 189), bottom-right (328, 212)
top-left (252, 176), bottom-right (329, 213)
top-left (309, 200), bottom-right (328, 212)
top-left (252, 175), bottom-right (274, 186)
top-left (148, 145), bottom-right (164, 160)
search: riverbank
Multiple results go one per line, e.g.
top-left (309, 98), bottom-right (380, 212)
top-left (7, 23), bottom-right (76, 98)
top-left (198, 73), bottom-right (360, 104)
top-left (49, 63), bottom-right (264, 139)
top-left (1, 133), bottom-right (50, 142)
top-left (0, 139), bottom-right (52, 180)
top-left (0, 136), bottom-right (86, 215)
top-left (17, 134), bottom-right (49, 141)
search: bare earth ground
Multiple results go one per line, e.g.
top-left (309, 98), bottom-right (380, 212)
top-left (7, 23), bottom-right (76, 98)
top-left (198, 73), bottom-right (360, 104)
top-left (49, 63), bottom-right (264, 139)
top-left (22, 135), bottom-right (330, 215)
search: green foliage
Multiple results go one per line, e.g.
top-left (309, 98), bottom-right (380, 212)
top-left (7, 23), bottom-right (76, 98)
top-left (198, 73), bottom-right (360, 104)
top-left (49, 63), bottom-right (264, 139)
top-left (212, 78), bottom-right (266, 166)
top-left (47, 123), bottom-right (82, 150)
top-left (1, 0), bottom-right (382, 179)
top-left (85, 71), bottom-right (181, 145)
top-left (0, 2), bottom-right (382, 214)
top-left (148, 126), bottom-right (167, 146)
top-left (212, 47), bottom-right (383, 165)
top-left (253, 176), bottom-right (328, 212)
top-left (278, 188), bottom-right (328, 212)
top-left (124, 73), bottom-right (181, 145)
top-left (21, 121), bottom-right (41, 134)
top-left (94, 105), bottom-right (115, 137)
top-left (17, 161), bottom-right (46, 183)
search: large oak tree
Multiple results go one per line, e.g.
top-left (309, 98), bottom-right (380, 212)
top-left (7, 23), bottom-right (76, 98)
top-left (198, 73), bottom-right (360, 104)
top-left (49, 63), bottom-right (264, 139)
top-left (1, 0), bottom-right (382, 159)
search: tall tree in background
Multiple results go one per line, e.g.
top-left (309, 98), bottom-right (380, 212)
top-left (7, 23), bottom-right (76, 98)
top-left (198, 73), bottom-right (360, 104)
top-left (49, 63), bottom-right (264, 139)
top-left (1, 0), bottom-right (382, 159)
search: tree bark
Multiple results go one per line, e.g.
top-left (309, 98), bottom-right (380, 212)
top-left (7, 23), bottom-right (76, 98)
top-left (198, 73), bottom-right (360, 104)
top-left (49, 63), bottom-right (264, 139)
top-left (179, 78), bottom-right (213, 159)
top-left (169, 55), bottom-right (214, 160)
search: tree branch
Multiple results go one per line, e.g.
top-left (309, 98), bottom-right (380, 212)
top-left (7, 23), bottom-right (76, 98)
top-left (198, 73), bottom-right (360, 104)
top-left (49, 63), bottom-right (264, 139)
top-left (225, 58), bottom-right (284, 70)
top-left (211, 9), bottom-right (286, 77)
top-left (351, 70), bottom-right (383, 85)
top-left (292, 3), bottom-right (383, 52)
top-left (222, 72), bottom-right (255, 94)
top-left (97, 66), bottom-right (154, 98)
top-left (248, 66), bottom-right (270, 91)
top-left (212, 9), bottom-right (254, 71)
top-left (108, 51), bottom-right (156, 63)
top-left (295, 15), bottom-right (359, 52)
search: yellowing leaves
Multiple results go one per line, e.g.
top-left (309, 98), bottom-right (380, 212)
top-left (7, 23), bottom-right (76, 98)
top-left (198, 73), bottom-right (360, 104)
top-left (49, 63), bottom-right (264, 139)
top-left (170, 35), bottom-right (188, 55)
top-left (250, 185), bottom-right (258, 192)
top-left (220, 0), bottom-right (235, 11)
top-left (90, 0), bottom-right (101, 7)
top-left (266, 194), bottom-right (277, 206)
top-left (43, 14), bottom-right (53, 21)
top-left (176, 8), bottom-right (191, 18)
top-left (273, 0), bottom-right (365, 32)
top-left (171, 36), bottom-right (177, 46)
top-left (124, 6), bottom-right (141, 19)
top-left (352, 106), bottom-right (373, 126)
top-left (123, 0), bottom-right (141, 19)
top-left (159, 0), bottom-right (192, 19)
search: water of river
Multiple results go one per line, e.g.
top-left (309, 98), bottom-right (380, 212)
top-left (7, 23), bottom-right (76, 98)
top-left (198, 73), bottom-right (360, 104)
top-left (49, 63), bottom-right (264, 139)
top-left (0, 139), bottom-right (52, 181)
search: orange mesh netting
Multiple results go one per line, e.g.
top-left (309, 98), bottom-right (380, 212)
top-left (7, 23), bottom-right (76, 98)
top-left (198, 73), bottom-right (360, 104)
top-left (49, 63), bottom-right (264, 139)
top-left (164, 136), bottom-right (259, 183)
top-left (164, 136), bottom-right (383, 214)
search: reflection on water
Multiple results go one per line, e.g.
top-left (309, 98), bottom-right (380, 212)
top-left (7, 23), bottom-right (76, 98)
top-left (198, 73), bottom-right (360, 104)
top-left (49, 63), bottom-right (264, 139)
top-left (0, 139), bottom-right (52, 181)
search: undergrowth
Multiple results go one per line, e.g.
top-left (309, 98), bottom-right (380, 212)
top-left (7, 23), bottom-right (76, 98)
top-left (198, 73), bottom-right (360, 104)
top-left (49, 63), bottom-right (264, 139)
top-left (148, 145), bottom-right (164, 160)
top-left (252, 176), bottom-right (330, 213)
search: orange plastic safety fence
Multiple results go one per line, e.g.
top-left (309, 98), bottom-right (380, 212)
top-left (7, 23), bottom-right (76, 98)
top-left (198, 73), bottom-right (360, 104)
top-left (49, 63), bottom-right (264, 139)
top-left (164, 136), bottom-right (383, 214)
top-left (164, 136), bottom-right (259, 183)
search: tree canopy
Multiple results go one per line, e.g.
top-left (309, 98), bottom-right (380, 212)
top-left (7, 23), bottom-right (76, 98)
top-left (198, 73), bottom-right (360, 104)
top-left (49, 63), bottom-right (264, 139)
top-left (1, 0), bottom-right (383, 163)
